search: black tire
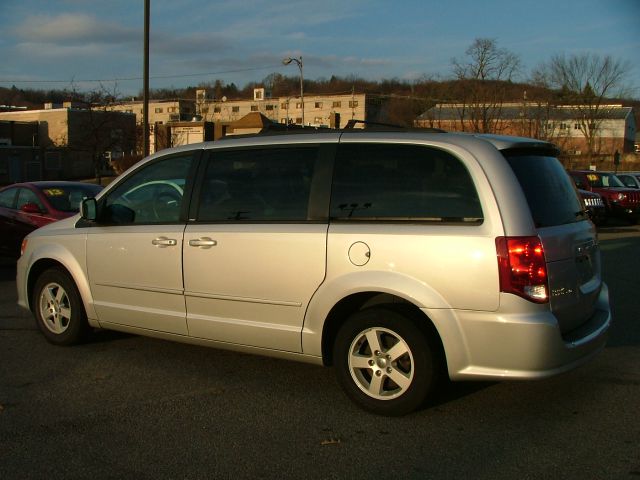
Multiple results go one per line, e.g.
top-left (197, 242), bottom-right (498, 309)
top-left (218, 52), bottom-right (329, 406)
top-left (32, 267), bottom-right (90, 345)
top-left (333, 306), bottom-right (440, 416)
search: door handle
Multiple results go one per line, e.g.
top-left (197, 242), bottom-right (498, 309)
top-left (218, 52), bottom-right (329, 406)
top-left (188, 237), bottom-right (217, 248)
top-left (152, 236), bottom-right (177, 247)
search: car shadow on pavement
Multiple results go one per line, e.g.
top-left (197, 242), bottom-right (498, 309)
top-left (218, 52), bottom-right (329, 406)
top-left (87, 328), bottom-right (133, 344)
top-left (0, 261), bottom-right (17, 281)
top-left (426, 377), bottom-right (497, 408)
top-left (597, 217), bottom-right (640, 234)
top-left (599, 234), bottom-right (640, 349)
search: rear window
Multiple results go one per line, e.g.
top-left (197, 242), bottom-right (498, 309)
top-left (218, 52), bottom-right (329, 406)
top-left (504, 153), bottom-right (585, 227)
top-left (583, 172), bottom-right (625, 188)
top-left (38, 184), bottom-right (103, 212)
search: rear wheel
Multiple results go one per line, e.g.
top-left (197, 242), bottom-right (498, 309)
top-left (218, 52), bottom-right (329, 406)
top-left (333, 306), bottom-right (439, 416)
top-left (33, 267), bottom-right (90, 345)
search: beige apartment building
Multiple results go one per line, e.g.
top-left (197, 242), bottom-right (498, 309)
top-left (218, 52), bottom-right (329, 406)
top-left (198, 88), bottom-right (380, 129)
top-left (114, 90), bottom-right (377, 130)
top-left (110, 99), bottom-right (201, 154)
top-left (111, 99), bottom-right (197, 126)
top-left (110, 89), bottom-right (385, 153)
top-left (0, 103), bottom-right (136, 180)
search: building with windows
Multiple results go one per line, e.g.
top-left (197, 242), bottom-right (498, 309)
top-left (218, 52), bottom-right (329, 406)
top-left (0, 103), bottom-right (136, 181)
top-left (111, 99), bottom-right (197, 126)
top-left (415, 103), bottom-right (636, 160)
top-left (152, 121), bottom-right (215, 153)
top-left (0, 119), bottom-right (41, 184)
top-left (104, 89), bottom-right (389, 155)
top-left (197, 88), bottom-right (383, 129)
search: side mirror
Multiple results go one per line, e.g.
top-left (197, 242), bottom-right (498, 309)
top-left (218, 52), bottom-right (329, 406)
top-left (81, 198), bottom-right (97, 221)
top-left (20, 202), bottom-right (43, 214)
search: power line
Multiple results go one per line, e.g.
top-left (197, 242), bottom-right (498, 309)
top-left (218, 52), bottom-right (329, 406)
top-left (0, 64), bottom-right (283, 85)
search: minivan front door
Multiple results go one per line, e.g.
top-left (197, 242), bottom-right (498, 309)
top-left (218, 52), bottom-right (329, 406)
top-left (87, 153), bottom-right (196, 335)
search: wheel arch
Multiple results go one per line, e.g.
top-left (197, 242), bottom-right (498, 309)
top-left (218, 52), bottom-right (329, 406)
top-left (25, 251), bottom-right (97, 325)
top-left (303, 270), bottom-right (451, 359)
top-left (318, 292), bottom-right (446, 372)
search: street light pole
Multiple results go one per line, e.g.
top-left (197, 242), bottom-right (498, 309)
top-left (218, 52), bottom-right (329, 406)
top-left (282, 56), bottom-right (304, 126)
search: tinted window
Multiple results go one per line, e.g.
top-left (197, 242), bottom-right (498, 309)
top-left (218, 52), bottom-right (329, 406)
top-left (618, 175), bottom-right (638, 188)
top-left (196, 147), bottom-right (316, 222)
top-left (330, 144), bottom-right (482, 222)
top-left (101, 154), bottom-right (194, 224)
top-left (0, 188), bottom-right (17, 208)
top-left (571, 174), bottom-right (586, 190)
top-left (506, 154), bottom-right (584, 227)
top-left (16, 188), bottom-right (45, 212)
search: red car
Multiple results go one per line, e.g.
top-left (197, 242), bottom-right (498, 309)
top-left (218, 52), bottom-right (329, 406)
top-left (569, 170), bottom-right (640, 224)
top-left (0, 181), bottom-right (103, 258)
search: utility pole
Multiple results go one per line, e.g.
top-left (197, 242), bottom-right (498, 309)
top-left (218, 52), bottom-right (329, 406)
top-left (143, 0), bottom-right (150, 157)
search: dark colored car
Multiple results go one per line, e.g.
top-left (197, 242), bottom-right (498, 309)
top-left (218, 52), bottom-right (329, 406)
top-left (578, 188), bottom-right (606, 225)
top-left (0, 181), bottom-right (103, 258)
top-left (616, 172), bottom-right (640, 190)
top-left (569, 170), bottom-right (640, 224)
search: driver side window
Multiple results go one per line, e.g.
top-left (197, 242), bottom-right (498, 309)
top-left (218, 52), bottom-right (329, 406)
top-left (101, 154), bottom-right (194, 224)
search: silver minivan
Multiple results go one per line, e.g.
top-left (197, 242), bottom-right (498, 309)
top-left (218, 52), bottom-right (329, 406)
top-left (16, 130), bottom-right (611, 415)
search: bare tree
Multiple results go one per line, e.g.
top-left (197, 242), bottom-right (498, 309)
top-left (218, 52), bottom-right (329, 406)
top-left (533, 53), bottom-right (632, 161)
top-left (451, 38), bottom-right (521, 133)
top-left (67, 83), bottom-right (137, 181)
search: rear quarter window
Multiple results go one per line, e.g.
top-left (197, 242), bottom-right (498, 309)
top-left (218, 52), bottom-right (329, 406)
top-left (505, 152), bottom-right (584, 227)
top-left (331, 143), bottom-right (483, 223)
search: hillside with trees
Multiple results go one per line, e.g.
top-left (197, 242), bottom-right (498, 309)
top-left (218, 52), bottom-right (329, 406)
top-left (2, 39), bottom-right (637, 131)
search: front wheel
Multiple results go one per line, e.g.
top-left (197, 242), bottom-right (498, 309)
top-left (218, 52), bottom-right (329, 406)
top-left (33, 267), bottom-right (90, 345)
top-left (333, 306), bottom-right (440, 416)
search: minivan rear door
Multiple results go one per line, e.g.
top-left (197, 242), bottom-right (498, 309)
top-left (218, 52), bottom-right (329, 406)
top-left (183, 144), bottom-right (331, 352)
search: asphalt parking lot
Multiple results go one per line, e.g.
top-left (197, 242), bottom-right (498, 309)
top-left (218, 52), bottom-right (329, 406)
top-left (1, 223), bottom-right (639, 479)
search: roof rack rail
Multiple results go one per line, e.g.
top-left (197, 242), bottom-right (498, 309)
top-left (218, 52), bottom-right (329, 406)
top-left (217, 123), bottom-right (334, 141)
top-left (217, 120), bottom-right (446, 141)
top-left (343, 119), bottom-right (446, 133)
top-left (344, 119), bottom-right (404, 129)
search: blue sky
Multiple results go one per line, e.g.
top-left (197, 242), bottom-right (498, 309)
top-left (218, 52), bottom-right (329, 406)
top-left (1, 0), bottom-right (639, 98)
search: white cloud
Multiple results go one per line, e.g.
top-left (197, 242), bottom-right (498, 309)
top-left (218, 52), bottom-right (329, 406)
top-left (151, 32), bottom-right (229, 56)
top-left (14, 41), bottom-right (115, 59)
top-left (14, 13), bottom-right (138, 45)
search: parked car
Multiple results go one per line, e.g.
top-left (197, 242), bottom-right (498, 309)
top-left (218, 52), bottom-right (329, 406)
top-left (17, 131), bottom-right (611, 416)
top-left (616, 172), bottom-right (640, 190)
top-left (569, 170), bottom-right (640, 224)
top-left (577, 188), bottom-right (607, 225)
top-left (0, 181), bottom-right (103, 258)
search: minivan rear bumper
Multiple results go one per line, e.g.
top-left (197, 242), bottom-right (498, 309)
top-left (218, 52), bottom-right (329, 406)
top-left (433, 282), bottom-right (611, 381)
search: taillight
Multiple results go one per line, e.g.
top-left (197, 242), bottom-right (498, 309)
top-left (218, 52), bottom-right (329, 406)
top-left (496, 236), bottom-right (548, 303)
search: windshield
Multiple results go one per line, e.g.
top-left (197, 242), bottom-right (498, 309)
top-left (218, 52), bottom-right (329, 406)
top-left (38, 184), bottom-right (103, 212)
top-left (504, 153), bottom-right (586, 228)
